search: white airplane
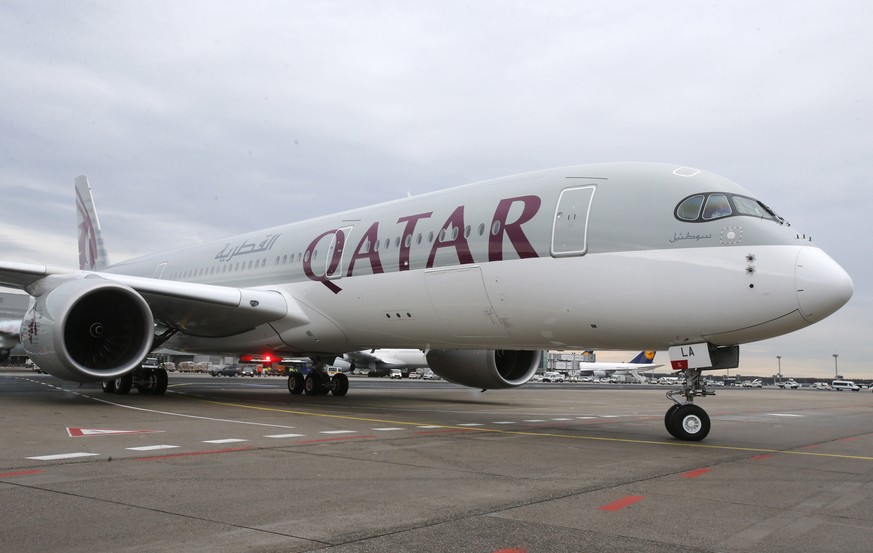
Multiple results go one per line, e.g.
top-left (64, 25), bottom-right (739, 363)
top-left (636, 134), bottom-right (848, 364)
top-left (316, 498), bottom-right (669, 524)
top-left (342, 348), bottom-right (429, 377)
top-left (0, 163), bottom-right (853, 441)
top-left (576, 350), bottom-right (662, 378)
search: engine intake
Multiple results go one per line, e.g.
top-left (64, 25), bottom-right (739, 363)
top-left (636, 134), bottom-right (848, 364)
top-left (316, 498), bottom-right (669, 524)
top-left (22, 278), bottom-right (155, 382)
top-left (425, 349), bottom-right (541, 389)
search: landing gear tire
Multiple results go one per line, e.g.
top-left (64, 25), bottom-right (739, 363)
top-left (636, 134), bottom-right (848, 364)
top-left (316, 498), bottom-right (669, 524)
top-left (664, 403), bottom-right (681, 438)
top-left (136, 369), bottom-right (168, 395)
top-left (101, 380), bottom-right (117, 394)
top-left (288, 372), bottom-right (305, 395)
top-left (666, 404), bottom-right (710, 441)
top-left (304, 373), bottom-right (329, 396)
top-left (114, 373), bottom-right (133, 395)
top-left (330, 373), bottom-right (349, 396)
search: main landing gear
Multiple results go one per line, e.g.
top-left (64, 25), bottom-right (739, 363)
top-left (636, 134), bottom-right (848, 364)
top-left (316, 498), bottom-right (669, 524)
top-left (664, 368), bottom-right (713, 441)
top-left (287, 369), bottom-right (349, 397)
top-left (102, 367), bottom-right (169, 395)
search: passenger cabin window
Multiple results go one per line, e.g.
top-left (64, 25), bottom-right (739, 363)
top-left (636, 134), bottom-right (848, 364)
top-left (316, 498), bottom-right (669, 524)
top-left (675, 193), bottom-right (784, 224)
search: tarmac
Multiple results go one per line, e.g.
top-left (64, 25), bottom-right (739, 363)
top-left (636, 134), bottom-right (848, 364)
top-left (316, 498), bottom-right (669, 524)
top-left (2, 371), bottom-right (872, 553)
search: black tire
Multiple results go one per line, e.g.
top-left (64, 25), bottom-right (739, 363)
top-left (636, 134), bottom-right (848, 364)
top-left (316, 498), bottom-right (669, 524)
top-left (304, 373), bottom-right (320, 395)
top-left (288, 373), bottom-right (305, 395)
top-left (101, 380), bottom-right (117, 394)
top-left (114, 373), bottom-right (133, 395)
top-left (330, 373), bottom-right (349, 396)
top-left (664, 404), bottom-right (681, 438)
top-left (669, 404), bottom-right (710, 441)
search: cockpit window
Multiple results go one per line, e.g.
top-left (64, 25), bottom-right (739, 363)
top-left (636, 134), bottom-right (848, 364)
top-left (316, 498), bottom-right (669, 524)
top-left (676, 194), bottom-right (704, 221)
top-left (674, 192), bottom-right (785, 224)
top-left (702, 194), bottom-right (731, 220)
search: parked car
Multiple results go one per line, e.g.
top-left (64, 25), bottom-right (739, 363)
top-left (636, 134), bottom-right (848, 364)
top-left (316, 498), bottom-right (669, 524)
top-left (832, 380), bottom-right (860, 391)
top-left (812, 382), bottom-right (830, 390)
top-left (778, 380), bottom-right (800, 389)
top-left (389, 369), bottom-right (403, 379)
top-left (214, 365), bottom-right (241, 377)
top-left (542, 371), bottom-right (565, 382)
top-left (240, 365), bottom-right (256, 377)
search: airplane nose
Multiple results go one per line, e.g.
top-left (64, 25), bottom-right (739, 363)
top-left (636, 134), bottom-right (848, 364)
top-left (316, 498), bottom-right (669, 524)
top-left (795, 247), bottom-right (853, 324)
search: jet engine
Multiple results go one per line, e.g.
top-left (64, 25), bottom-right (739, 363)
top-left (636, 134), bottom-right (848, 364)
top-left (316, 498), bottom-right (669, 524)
top-left (21, 278), bottom-right (154, 382)
top-left (425, 349), bottom-right (541, 389)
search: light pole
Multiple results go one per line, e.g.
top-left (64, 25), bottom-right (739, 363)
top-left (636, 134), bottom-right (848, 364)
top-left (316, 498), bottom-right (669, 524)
top-left (833, 353), bottom-right (839, 379)
top-left (777, 355), bottom-right (782, 382)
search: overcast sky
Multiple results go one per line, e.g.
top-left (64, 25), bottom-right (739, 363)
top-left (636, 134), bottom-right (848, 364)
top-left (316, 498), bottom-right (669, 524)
top-left (1, 1), bottom-right (870, 379)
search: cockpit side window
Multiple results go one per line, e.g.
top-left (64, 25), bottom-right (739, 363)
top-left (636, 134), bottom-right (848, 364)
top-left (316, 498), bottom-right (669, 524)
top-left (702, 194), bottom-right (731, 220)
top-left (676, 195), bottom-right (704, 221)
top-left (674, 192), bottom-right (785, 224)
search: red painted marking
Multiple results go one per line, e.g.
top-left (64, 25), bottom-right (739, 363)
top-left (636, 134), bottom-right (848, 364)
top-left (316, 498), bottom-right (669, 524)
top-left (671, 360), bottom-right (688, 370)
top-left (801, 444), bottom-right (820, 449)
top-left (598, 495), bottom-right (645, 511)
top-left (135, 447), bottom-right (251, 461)
top-left (0, 469), bottom-right (46, 478)
top-left (750, 454), bottom-right (774, 461)
top-left (296, 435), bottom-right (376, 445)
top-left (681, 468), bottom-right (711, 479)
top-left (838, 437), bottom-right (858, 442)
top-left (68, 427), bottom-right (162, 437)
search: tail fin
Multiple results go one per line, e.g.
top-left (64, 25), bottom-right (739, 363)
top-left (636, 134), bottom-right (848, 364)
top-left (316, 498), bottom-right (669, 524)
top-left (75, 175), bottom-right (110, 270)
top-left (628, 351), bottom-right (656, 364)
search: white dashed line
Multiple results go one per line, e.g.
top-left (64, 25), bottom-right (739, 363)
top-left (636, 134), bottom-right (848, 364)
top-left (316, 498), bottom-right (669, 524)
top-left (126, 445), bottom-right (181, 451)
top-left (27, 452), bottom-right (100, 461)
top-left (320, 430), bottom-right (357, 434)
top-left (265, 433), bottom-right (306, 438)
top-left (493, 421), bottom-right (515, 425)
top-left (416, 425), bottom-right (443, 429)
top-left (457, 423), bottom-right (483, 427)
top-left (523, 419), bottom-right (546, 422)
top-left (767, 413), bottom-right (804, 417)
top-left (372, 427), bottom-right (404, 431)
top-left (203, 438), bottom-right (249, 444)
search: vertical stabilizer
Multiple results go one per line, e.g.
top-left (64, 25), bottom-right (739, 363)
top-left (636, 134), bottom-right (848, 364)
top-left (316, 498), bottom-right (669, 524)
top-left (75, 175), bottom-right (110, 270)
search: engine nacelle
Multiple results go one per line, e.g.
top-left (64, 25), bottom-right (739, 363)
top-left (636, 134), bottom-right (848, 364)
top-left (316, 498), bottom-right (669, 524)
top-left (21, 278), bottom-right (155, 382)
top-left (425, 349), bottom-right (541, 390)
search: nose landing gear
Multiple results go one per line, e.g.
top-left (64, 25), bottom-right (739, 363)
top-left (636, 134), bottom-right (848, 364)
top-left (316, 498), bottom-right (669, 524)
top-left (664, 368), bottom-right (714, 441)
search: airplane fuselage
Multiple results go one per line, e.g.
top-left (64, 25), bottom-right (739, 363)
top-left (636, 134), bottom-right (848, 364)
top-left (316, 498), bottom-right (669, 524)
top-left (98, 162), bottom-right (851, 358)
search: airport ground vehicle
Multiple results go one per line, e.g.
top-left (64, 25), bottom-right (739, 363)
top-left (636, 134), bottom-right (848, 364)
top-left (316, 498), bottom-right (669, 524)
top-left (812, 382), bottom-right (831, 390)
top-left (542, 371), bottom-right (565, 382)
top-left (831, 380), bottom-right (860, 391)
top-left (778, 380), bottom-right (800, 389)
top-left (389, 369), bottom-right (403, 379)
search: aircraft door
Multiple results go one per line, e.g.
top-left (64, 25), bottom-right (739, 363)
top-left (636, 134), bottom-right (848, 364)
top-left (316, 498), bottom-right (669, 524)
top-left (551, 185), bottom-right (596, 257)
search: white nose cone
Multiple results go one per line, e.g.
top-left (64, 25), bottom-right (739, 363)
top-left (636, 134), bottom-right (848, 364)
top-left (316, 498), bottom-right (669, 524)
top-left (795, 247), bottom-right (853, 323)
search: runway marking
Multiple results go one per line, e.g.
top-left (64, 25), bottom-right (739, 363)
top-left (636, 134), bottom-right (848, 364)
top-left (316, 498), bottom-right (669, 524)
top-left (68, 427), bottom-right (164, 437)
top-left (320, 430), bottom-right (357, 434)
top-left (598, 495), bottom-right (645, 511)
top-left (681, 468), bottom-right (711, 479)
top-left (458, 423), bottom-right (483, 426)
top-left (767, 413), bottom-right (804, 417)
top-left (126, 445), bottom-right (180, 451)
top-left (493, 421), bottom-right (516, 425)
top-left (26, 452), bottom-right (100, 461)
top-left (0, 469), bottom-right (46, 478)
top-left (203, 438), bottom-right (249, 444)
top-left (373, 427), bottom-right (404, 431)
top-left (194, 399), bottom-right (873, 462)
top-left (416, 425), bottom-right (444, 429)
top-left (265, 433), bottom-right (306, 438)
top-left (296, 435), bottom-right (376, 445)
top-left (522, 419), bottom-right (546, 422)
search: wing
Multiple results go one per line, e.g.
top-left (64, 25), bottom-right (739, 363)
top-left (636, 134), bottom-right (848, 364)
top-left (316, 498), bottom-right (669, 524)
top-left (0, 261), bottom-right (306, 337)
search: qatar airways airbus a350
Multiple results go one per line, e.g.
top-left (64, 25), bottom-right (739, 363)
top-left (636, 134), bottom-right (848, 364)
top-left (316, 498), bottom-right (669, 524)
top-left (0, 163), bottom-right (852, 440)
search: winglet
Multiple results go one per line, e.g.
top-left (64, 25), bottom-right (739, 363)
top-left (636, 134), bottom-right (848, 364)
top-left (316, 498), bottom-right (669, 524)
top-left (75, 176), bottom-right (110, 270)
